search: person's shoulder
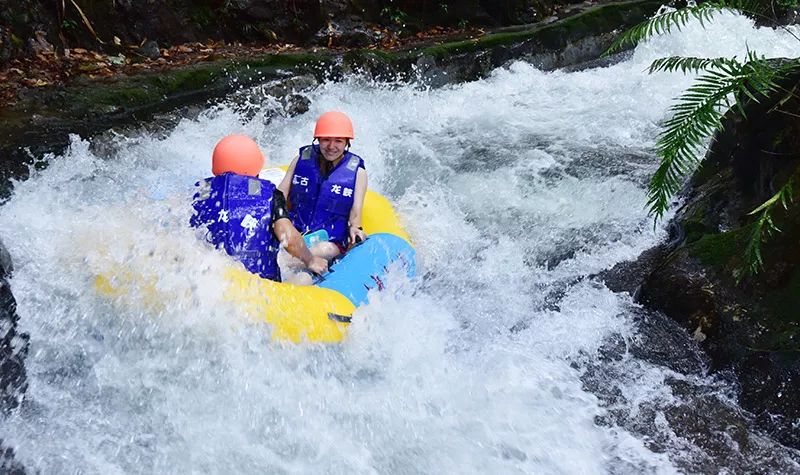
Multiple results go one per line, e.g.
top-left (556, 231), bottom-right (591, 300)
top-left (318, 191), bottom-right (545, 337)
top-left (299, 144), bottom-right (316, 159)
top-left (348, 151), bottom-right (366, 170)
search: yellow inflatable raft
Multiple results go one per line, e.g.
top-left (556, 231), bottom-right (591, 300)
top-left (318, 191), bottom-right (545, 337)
top-left (95, 169), bottom-right (415, 343)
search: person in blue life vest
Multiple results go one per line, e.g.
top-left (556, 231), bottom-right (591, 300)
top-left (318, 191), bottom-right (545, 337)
top-left (277, 111), bottom-right (369, 261)
top-left (190, 134), bottom-right (328, 283)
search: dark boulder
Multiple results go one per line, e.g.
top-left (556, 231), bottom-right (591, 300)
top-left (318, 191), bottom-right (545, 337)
top-left (596, 243), bottom-right (668, 295)
top-left (0, 26), bottom-right (11, 63)
top-left (0, 237), bottom-right (27, 474)
top-left (137, 40), bottom-right (161, 60)
top-left (0, 238), bottom-right (27, 413)
top-left (0, 441), bottom-right (25, 475)
top-left (737, 351), bottom-right (800, 447)
top-left (313, 17), bottom-right (382, 48)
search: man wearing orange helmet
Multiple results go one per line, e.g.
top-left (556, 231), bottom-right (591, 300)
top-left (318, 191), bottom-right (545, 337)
top-left (277, 111), bottom-right (368, 260)
top-left (190, 134), bottom-right (328, 282)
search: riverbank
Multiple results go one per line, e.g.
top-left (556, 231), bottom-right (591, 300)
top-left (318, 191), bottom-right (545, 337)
top-left (0, 0), bottom-right (619, 109)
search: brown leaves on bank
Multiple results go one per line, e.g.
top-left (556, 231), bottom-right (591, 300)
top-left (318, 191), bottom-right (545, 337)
top-left (0, 25), bottom-right (484, 109)
top-left (0, 40), bottom-right (303, 107)
top-left (369, 25), bottom-right (484, 49)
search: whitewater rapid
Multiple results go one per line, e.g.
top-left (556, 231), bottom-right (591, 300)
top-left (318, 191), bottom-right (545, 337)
top-left (1, 9), bottom-right (799, 474)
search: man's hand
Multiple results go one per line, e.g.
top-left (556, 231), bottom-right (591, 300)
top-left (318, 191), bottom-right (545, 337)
top-left (349, 225), bottom-right (367, 245)
top-left (307, 255), bottom-right (328, 275)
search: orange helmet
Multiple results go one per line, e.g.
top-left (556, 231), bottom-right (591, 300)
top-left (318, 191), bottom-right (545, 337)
top-left (211, 134), bottom-right (264, 177)
top-left (314, 111), bottom-right (354, 139)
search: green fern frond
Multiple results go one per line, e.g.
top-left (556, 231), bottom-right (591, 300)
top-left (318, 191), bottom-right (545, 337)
top-left (614, 0), bottom-right (800, 277)
top-left (647, 55), bottom-right (787, 221)
top-left (605, 1), bottom-right (735, 55)
top-left (648, 56), bottom-right (742, 74)
top-left (739, 172), bottom-right (797, 278)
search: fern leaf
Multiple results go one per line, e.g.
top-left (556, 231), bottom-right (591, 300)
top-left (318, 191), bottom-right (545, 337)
top-left (605, 1), bottom-right (734, 55)
top-left (740, 172), bottom-right (798, 278)
top-left (647, 55), bottom-right (787, 220)
top-left (648, 56), bottom-right (741, 74)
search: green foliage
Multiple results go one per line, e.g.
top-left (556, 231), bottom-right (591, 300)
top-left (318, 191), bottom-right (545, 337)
top-left (381, 7), bottom-right (410, 27)
top-left (690, 225), bottom-right (748, 266)
top-left (605, 1), bottom-right (740, 55)
top-left (61, 19), bottom-right (79, 31)
top-left (739, 173), bottom-right (797, 278)
top-left (647, 56), bottom-right (740, 74)
top-left (608, 0), bottom-right (800, 278)
top-left (647, 52), bottom-right (792, 221)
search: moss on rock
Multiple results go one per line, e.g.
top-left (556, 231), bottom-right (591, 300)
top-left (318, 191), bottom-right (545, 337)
top-left (688, 227), bottom-right (749, 269)
top-left (416, 0), bottom-right (662, 58)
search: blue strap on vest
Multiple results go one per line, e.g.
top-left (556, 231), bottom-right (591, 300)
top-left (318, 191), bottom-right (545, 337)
top-left (190, 173), bottom-right (281, 281)
top-left (287, 144), bottom-right (364, 246)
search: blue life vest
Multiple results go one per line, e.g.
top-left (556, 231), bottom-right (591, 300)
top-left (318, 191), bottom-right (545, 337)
top-left (190, 172), bottom-right (281, 281)
top-left (288, 145), bottom-right (364, 247)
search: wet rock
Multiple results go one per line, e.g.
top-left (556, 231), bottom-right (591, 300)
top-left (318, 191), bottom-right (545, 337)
top-left (596, 244), bottom-right (667, 295)
top-left (137, 40), bottom-right (160, 60)
top-left (0, 441), bottom-right (25, 475)
top-left (629, 309), bottom-right (708, 375)
top-left (737, 352), bottom-right (800, 448)
top-left (0, 238), bottom-right (28, 473)
top-left (0, 252), bottom-right (28, 413)
top-left (559, 45), bottom-right (633, 73)
top-left (778, 7), bottom-right (800, 25)
top-left (339, 50), bottom-right (403, 81)
top-left (0, 241), bottom-right (11, 278)
top-left (225, 74), bottom-right (318, 120)
top-left (283, 93), bottom-right (310, 116)
top-left (26, 29), bottom-right (51, 55)
top-left (313, 18), bottom-right (381, 48)
top-left (584, 313), bottom-right (800, 473)
top-left (638, 248), bottom-right (728, 350)
top-left (320, 0), bottom-right (350, 18)
top-left (0, 26), bottom-right (13, 64)
top-left (266, 74), bottom-right (318, 96)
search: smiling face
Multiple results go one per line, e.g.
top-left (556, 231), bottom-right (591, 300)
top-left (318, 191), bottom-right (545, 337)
top-left (318, 137), bottom-right (348, 162)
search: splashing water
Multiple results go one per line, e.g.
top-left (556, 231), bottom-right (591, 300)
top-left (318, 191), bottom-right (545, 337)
top-left (1, 10), bottom-right (799, 474)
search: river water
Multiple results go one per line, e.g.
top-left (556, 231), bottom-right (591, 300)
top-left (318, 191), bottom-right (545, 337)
top-left (1, 9), bottom-right (799, 475)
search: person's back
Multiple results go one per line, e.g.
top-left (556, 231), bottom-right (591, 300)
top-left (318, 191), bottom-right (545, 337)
top-left (190, 134), bottom-right (328, 283)
top-left (191, 171), bottom-right (281, 281)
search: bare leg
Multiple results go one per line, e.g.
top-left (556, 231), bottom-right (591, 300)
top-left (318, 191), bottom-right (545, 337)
top-left (282, 271), bottom-right (313, 286)
top-left (277, 243), bottom-right (339, 286)
top-left (311, 241), bottom-right (341, 260)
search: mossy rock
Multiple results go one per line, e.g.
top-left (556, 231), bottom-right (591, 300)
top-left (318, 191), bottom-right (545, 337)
top-left (415, 0), bottom-right (662, 58)
top-left (687, 227), bottom-right (749, 269)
